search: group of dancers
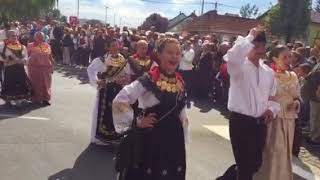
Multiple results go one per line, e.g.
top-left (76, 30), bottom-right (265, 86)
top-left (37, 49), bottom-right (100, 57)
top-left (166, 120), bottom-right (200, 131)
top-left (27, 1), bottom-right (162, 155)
top-left (85, 26), bottom-right (302, 180)
top-left (87, 37), bottom-right (188, 180)
top-left (0, 30), bottom-right (53, 107)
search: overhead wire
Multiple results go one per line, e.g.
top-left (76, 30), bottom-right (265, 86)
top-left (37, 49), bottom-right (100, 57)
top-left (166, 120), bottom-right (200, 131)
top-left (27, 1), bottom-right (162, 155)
top-left (140, 0), bottom-right (240, 9)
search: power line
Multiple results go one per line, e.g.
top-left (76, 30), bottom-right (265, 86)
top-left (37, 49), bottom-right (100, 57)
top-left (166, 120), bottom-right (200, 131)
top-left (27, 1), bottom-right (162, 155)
top-left (217, 3), bottom-right (239, 9)
top-left (140, 0), bottom-right (209, 5)
top-left (140, 0), bottom-right (239, 9)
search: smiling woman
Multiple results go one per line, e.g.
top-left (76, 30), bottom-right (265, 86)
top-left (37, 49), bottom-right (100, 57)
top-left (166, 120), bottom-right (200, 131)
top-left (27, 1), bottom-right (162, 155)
top-left (113, 38), bottom-right (188, 180)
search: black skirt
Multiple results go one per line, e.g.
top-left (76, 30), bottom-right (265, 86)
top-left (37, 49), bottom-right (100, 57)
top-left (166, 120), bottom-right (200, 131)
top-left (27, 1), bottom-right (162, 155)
top-left (95, 82), bottom-right (123, 143)
top-left (0, 64), bottom-right (31, 101)
top-left (124, 92), bottom-right (186, 180)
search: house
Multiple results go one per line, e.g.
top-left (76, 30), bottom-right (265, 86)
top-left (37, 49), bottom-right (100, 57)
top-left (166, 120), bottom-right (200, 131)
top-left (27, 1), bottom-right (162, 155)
top-left (168, 12), bottom-right (197, 32)
top-left (170, 10), bottom-right (261, 41)
top-left (168, 12), bottom-right (187, 30)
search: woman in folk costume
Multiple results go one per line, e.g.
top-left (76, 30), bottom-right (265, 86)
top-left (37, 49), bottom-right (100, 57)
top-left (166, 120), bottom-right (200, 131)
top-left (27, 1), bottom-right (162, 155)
top-left (254, 45), bottom-right (301, 180)
top-left (0, 30), bottom-right (31, 106)
top-left (127, 40), bottom-right (158, 82)
top-left (27, 32), bottom-right (54, 106)
top-left (113, 38), bottom-right (189, 180)
top-left (87, 38), bottom-right (130, 145)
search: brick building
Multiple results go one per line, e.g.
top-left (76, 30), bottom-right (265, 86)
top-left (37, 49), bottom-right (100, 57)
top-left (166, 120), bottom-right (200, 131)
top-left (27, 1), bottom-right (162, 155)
top-left (170, 10), bottom-right (262, 41)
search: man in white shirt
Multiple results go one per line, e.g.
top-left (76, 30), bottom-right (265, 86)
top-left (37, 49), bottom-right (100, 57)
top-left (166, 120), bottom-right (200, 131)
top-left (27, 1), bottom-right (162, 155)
top-left (223, 28), bottom-right (280, 180)
top-left (179, 40), bottom-right (195, 108)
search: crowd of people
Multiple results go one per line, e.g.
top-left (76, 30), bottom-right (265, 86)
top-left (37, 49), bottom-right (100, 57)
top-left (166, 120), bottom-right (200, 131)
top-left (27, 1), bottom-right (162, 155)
top-left (0, 19), bottom-right (320, 180)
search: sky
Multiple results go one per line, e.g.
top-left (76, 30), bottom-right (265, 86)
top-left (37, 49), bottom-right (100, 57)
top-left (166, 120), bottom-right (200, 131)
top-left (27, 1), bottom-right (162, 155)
top-left (57, 0), bottom-right (278, 27)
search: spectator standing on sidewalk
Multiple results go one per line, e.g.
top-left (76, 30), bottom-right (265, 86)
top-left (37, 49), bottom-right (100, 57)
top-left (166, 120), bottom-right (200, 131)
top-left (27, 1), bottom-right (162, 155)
top-left (78, 30), bottom-right (89, 67)
top-left (179, 40), bottom-right (194, 108)
top-left (301, 61), bottom-right (320, 146)
top-left (62, 28), bottom-right (74, 65)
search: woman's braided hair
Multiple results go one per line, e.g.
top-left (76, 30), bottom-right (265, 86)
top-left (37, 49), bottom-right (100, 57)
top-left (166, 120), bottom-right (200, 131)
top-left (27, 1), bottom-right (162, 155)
top-left (156, 37), bottom-right (180, 54)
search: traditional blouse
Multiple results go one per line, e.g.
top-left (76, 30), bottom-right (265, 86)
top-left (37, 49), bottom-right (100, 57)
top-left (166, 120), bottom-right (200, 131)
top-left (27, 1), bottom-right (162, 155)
top-left (274, 71), bottom-right (300, 119)
top-left (0, 40), bottom-right (27, 63)
top-left (87, 53), bottom-right (130, 88)
top-left (112, 69), bottom-right (189, 143)
top-left (27, 42), bottom-right (52, 67)
top-left (127, 54), bottom-right (158, 78)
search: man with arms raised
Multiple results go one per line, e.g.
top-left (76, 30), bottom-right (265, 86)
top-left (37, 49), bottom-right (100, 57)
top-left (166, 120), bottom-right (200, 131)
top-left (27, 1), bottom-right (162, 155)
top-left (223, 28), bottom-right (280, 180)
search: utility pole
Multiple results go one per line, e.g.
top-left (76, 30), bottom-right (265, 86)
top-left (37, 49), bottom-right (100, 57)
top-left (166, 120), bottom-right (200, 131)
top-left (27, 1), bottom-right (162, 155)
top-left (105, 6), bottom-right (108, 25)
top-left (201, 0), bottom-right (205, 15)
top-left (105, 0), bottom-right (108, 26)
top-left (214, 1), bottom-right (218, 11)
top-left (77, 0), bottom-right (80, 18)
top-left (119, 17), bottom-right (122, 28)
top-left (114, 13), bottom-right (116, 27)
top-left (56, 0), bottom-right (59, 9)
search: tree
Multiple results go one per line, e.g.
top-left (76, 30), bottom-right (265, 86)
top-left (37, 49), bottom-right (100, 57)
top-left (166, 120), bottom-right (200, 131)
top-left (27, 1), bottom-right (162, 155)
top-left (0, 0), bottom-right (55, 20)
top-left (60, 16), bottom-right (67, 23)
top-left (265, 0), bottom-right (311, 42)
top-left (140, 13), bottom-right (169, 33)
top-left (316, 0), bottom-right (320, 13)
top-left (240, 3), bottom-right (259, 18)
top-left (49, 9), bottom-right (61, 19)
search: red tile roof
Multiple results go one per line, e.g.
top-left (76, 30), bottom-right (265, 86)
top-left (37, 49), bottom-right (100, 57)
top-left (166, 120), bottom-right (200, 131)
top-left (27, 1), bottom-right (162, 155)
top-left (182, 10), bottom-right (262, 35)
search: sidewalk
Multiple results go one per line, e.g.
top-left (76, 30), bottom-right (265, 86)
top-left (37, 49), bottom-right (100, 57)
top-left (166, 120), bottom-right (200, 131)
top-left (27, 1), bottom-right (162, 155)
top-left (296, 141), bottom-right (320, 180)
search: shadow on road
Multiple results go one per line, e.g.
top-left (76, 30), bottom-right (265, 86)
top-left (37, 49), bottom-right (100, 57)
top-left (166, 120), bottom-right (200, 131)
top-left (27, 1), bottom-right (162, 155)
top-left (0, 101), bottom-right (45, 120)
top-left (54, 64), bottom-right (89, 85)
top-left (192, 98), bottom-right (230, 119)
top-left (48, 144), bottom-right (117, 180)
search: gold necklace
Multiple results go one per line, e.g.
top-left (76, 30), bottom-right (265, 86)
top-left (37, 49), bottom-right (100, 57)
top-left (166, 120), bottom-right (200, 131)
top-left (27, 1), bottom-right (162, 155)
top-left (156, 73), bottom-right (183, 93)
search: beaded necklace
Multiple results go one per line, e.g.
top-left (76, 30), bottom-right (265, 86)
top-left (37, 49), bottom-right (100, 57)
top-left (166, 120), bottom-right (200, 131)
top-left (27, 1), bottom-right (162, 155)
top-left (156, 73), bottom-right (183, 93)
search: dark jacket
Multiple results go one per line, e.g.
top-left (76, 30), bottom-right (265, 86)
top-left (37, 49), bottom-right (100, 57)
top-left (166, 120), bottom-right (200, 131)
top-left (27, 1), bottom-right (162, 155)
top-left (92, 36), bottom-right (106, 59)
top-left (53, 26), bottom-right (64, 40)
top-left (301, 63), bottom-right (320, 102)
top-left (62, 35), bottom-right (74, 47)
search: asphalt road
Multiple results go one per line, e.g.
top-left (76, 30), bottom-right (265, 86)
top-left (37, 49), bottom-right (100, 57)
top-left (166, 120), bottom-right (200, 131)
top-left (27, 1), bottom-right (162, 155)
top-left (0, 68), bottom-right (317, 180)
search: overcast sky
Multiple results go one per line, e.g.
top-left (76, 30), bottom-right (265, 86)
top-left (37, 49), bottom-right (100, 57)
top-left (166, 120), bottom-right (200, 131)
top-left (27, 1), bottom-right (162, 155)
top-left (58, 0), bottom-right (278, 27)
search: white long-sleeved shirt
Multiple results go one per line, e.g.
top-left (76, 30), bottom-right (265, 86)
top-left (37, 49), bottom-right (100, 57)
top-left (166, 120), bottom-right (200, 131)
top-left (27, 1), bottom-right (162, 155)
top-left (223, 35), bottom-right (280, 118)
top-left (112, 80), bottom-right (189, 143)
top-left (179, 49), bottom-right (195, 71)
top-left (87, 53), bottom-right (130, 88)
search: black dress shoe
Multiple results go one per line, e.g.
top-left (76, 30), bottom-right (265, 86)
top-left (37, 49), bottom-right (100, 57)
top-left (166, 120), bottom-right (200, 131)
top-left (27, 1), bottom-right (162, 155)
top-left (187, 101), bottom-right (191, 109)
top-left (42, 101), bottom-right (51, 106)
